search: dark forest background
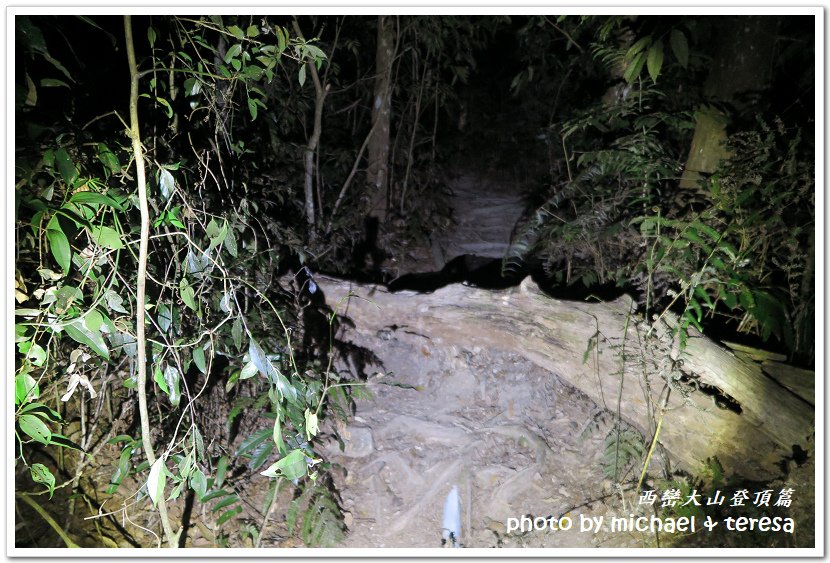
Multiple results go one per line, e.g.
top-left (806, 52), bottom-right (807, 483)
top-left (14, 14), bottom-right (814, 547)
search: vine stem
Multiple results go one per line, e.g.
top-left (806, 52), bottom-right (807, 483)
top-left (124, 15), bottom-right (178, 548)
top-left (16, 492), bottom-right (80, 548)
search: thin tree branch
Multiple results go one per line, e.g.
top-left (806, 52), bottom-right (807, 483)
top-left (123, 15), bottom-right (178, 549)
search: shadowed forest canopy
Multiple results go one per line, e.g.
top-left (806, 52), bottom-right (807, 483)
top-left (14, 13), bottom-right (815, 549)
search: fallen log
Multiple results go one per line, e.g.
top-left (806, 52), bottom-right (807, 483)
top-left (315, 274), bottom-right (814, 482)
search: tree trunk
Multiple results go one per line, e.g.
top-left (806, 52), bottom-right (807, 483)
top-left (680, 16), bottom-right (780, 189)
top-left (366, 15), bottom-right (395, 223)
top-left (313, 274), bottom-right (813, 482)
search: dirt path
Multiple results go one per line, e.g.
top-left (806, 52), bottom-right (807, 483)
top-left (439, 172), bottom-right (526, 260)
top-left (323, 329), bottom-right (644, 548)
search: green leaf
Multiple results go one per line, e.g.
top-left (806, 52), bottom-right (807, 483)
top-left (193, 347), bottom-right (207, 374)
top-left (20, 341), bottom-right (47, 367)
top-left (162, 365), bottom-right (181, 407)
top-left (69, 190), bottom-right (125, 211)
top-left (304, 44), bottom-right (327, 61)
top-left (670, 29), bottom-right (689, 68)
top-left (646, 39), bottom-right (664, 83)
top-left (54, 148), bottom-right (78, 185)
top-left (179, 278), bottom-right (197, 312)
top-left (64, 318), bottom-right (110, 360)
top-left (225, 43), bottom-right (243, 63)
top-left (247, 97), bottom-right (258, 121)
top-left (228, 25), bottom-right (244, 40)
top-left (40, 78), bottom-right (70, 88)
top-left (273, 411), bottom-right (286, 455)
top-left (304, 408), bottom-right (319, 441)
top-left (89, 225), bottom-right (124, 250)
top-left (275, 27), bottom-right (287, 53)
top-left (31, 463), bottom-right (56, 498)
top-left (96, 143), bottom-right (121, 175)
top-left (147, 457), bottom-right (166, 507)
top-left (157, 304), bottom-right (172, 333)
top-left (239, 360), bottom-right (258, 380)
top-left (217, 506), bottom-right (243, 526)
top-left (159, 168), bottom-right (175, 202)
top-left (623, 51), bottom-right (646, 84)
top-left (298, 64), bottom-right (306, 87)
top-left (147, 26), bottom-right (157, 48)
top-left (156, 96), bottom-right (173, 118)
top-left (15, 373), bottom-right (40, 405)
top-left (189, 469), bottom-right (208, 500)
top-left (212, 494), bottom-right (239, 512)
top-left (19, 414), bottom-right (51, 445)
top-left (215, 455), bottom-right (229, 489)
top-left (231, 317), bottom-right (243, 350)
top-left (261, 449), bottom-right (307, 481)
top-left (625, 36), bottom-right (652, 61)
top-left (49, 433), bottom-right (84, 451)
top-left (105, 289), bottom-right (128, 314)
top-left (45, 217), bottom-right (71, 274)
top-left (154, 364), bottom-right (168, 393)
top-left (20, 402), bottom-right (60, 423)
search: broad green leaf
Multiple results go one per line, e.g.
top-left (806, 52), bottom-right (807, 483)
top-left (156, 96), bottom-right (173, 118)
top-left (646, 40), bottom-right (664, 83)
top-left (236, 428), bottom-right (271, 457)
top-left (48, 433), bottom-right (84, 451)
top-left (275, 27), bottom-right (286, 53)
top-left (260, 449), bottom-right (306, 481)
top-left (225, 228), bottom-right (238, 257)
top-left (147, 25), bottom-right (157, 47)
top-left (623, 51), bottom-right (646, 84)
top-left (45, 217), bottom-right (71, 274)
top-left (228, 25), bottom-right (244, 40)
top-left (15, 373), bottom-right (39, 405)
top-left (70, 190), bottom-right (124, 211)
top-left (179, 278), bottom-right (197, 311)
top-left (162, 365), bottom-right (181, 407)
top-left (193, 347), bottom-right (207, 374)
top-left (30, 463), bottom-right (56, 498)
top-left (154, 364), bottom-right (168, 393)
top-left (670, 29), bottom-right (689, 68)
top-left (189, 469), bottom-right (208, 500)
top-left (231, 317), bottom-right (243, 350)
top-left (246, 25), bottom-right (259, 37)
top-left (64, 318), bottom-right (109, 360)
top-left (298, 64), bottom-right (306, 87)
top-left (212, 495), bottom-right (239, 512)
top-left (247, 97), bottom-right (258, 121)
top-left (217, 506), bottom-right (243, 526)
top-left (19, 414), bottom-right (51, 445)
top-left (54, 148), bottom-right (78, 185)
top-left (97, 143), bottom-right (121, 174)
top-left (304, 409), bottom-right (319, 441)
top-left (40, 78), bottom-right (70, 88)
top-left (147, 457), bottom-right (166, 507)
top-left (157, 303), bottom-right (172, 333)
top-left (159, 168), bottom-right (175, 201)
top-left (225, 43), bottom-right (243, 63)
top-left (240, 360), bottom-right (258, 380)
top-left (85, 308), bottom-right (104, 333)
top-left (105, 289), bottom-right (128, 314)
top-left (20, 341), bottom-right (47, 367)
top-left (304, 44), bottom-right (326, 61)
top-left (90, 225), bottom-right (124, 250)
top-left (20, 402), bottom-right (61, 421)
top-left (625, 36), bottom-right (652, 61)
top-left (215, 455), bottom-right (229, 489)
